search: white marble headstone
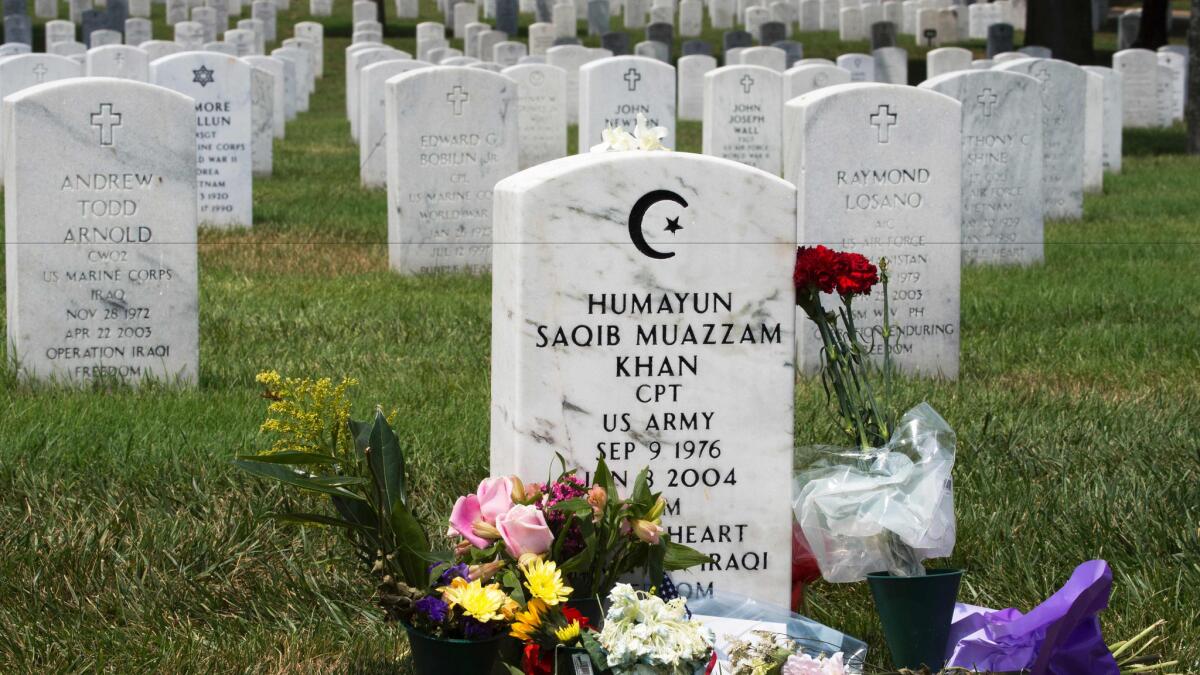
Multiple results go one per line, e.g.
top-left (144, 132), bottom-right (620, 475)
top-left (385, 66), bottom-right (519, 273)
top-left (702, 64), bottom-right (782, 174)
top-left (0, 54), bottom-right (82, 188)
top-left (151, 51), bottom-right (254, 228)
top-left (1113, 49), bottom-right (1159, 129)
top-left (244, 54), bottom-right (285, 138)
top-left (1083, 65), bottom-right (1122, 175)
top-left (503, 63), bottom-right (568, 169)
top-left (578, 55), bottom-right (676, 151)
top-left (677, 53), bottom-right (716, 122)
top-left (358, 59), bottom-right (431, 187)
top-left (491, 151), bottom-right (796, 606)
top-left (546, 44), bottom-right (597, 124)
top-left (925, 46), bottom-right (971, 79)
top-left (85, 45), bottom-right (150, 81)
top-left (836, 53), bottom-right (875, 82)
top-left (783, 62), bottom-right (851, 101)
top-left (921, 69), bottom-right (1044, 265)
top-left (784, 83), bottom-right (962, 378)
top-left (4, 78), bottom-right (198, 385)
top-left (994, 58), bottom-right (1086, 220)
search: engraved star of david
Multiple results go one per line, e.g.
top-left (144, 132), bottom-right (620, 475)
top-left (192, 65), bottom-right (215, 87)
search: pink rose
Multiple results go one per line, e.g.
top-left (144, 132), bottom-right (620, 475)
top-left (476, 476), bottom-right (515, 524)
top-left (495, 504), bottom-right (554, 558)
top-left (447, 495), bottom-right (490, 549)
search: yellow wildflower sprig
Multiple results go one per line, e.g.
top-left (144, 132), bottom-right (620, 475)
top-left (256, 370), bottom-right (358, 460)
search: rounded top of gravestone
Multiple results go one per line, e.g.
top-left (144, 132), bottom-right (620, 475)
top-left (783, 81), bottom-right (959, 116)
top-left (9, 75), bottom-right (195, 118)
top-left (494, 151), bottom-right (794, 238)
top-left (502, 61), bottom-right (567, 78)
top-left (706, 62), bottom-right (782, 80)
top-left (149, 49), bottom-right (252, 72)
top-left (791, 58), bottom-right (834, 68)
top-left (0, 52), bottom-right (79, 71)
top-left (919, 66), bottom-right (1039, 93)
top-left (499, 151), bottom-right (792, 193)
top-left (579, 53), bottom-right (675, 75)
top-left (385, 63), bottom-right (516, 92)
top-left (366, 58), bottom-right (431, 82)
top-left (927, 46), bottom-right (972, 58)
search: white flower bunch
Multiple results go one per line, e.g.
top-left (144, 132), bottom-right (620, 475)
top-left (589, 112), bottom-right (670, 153)
top-left (599, 584), bottom-right (714, 675)
top-left (727, 630), bottom-right (855, 675)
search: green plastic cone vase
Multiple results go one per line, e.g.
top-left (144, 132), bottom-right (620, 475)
top-left (403, 624), bottom-right (502, 674)
top-left (866, 569), bottom-right (963, 671)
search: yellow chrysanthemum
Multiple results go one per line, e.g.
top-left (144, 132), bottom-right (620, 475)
top-left (438, 577), bottom-right (508, 623)
top-left (520, 558), bottom-right (572, 606)
top-left (554, 620), bottom-right (582, 643)
top-left (509, 599), bottom-right (548, 642)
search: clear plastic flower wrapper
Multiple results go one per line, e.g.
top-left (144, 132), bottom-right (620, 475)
top-left (792, 403), bottom-right (957, 583)
top-left (687, 591), bottom-right (868, 673)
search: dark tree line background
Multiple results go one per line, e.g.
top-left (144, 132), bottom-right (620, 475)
top-left (1023, 0), bottom-right (1196, 150)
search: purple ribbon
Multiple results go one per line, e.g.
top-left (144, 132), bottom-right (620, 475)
top-left (944, 560), bottom-right (1119, 674)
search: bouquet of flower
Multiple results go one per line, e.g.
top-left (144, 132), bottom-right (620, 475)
top-left (446, 458), bottom-right (713, 603)
top-left (727, 631), bottom-right (854, 675)
top-left (235, 372), bottom-right (433, 590)
top-left (379, 562), bottom-right (514, 640)
top-left (505, 556), bottom-right (595, 675)
top-left (235, 372), bottom-right (514, 643)
top-left (791, 248), bottom-right (957, 581)
top-left (589, 583), bottom-right (717, 675)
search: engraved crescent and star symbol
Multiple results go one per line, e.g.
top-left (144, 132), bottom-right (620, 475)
top-left (192, 65), bottom-right (215, 87)
top-left (627, 189), bottom-right (689, 260)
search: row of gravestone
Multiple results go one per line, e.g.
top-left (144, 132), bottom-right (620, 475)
top-left (2, 0), bottom-right (282, 46)
top-left (4, 13), bottom-right (329, 383)
top-left (356, 50), bottom-right (1116, 256)
top-left (6, 73), bottom-right (966, 383)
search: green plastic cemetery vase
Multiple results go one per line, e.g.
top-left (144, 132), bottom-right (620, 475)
top-left (866, 569), bottom-right (963, 672)
top-left (403, 623), bottom-right (503, 675)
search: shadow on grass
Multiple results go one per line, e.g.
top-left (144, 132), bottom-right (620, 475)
top-left (1123, 126), bottom-right (1191, 157)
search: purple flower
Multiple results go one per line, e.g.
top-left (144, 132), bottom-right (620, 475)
top-left (415, 596), bottom-right (449, 624)
top-left (437, 563), bottom-right (470, 587)
top-left (461, 616), bottom-right (497, 640)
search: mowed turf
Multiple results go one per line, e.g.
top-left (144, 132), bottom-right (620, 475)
top-left (1, 2), bottom-right (1198, 672)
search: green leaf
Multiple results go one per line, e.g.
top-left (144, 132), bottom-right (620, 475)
top-left (389, 499), bottom-right (430, 586)
top-left (594, 457), bottom-right (616, 496)
top-left (331, 495), bottom-right (376, 530)
top-left (270, 512), bottom-right (368, 531)
top-left (502, 569), bottom-right (526, 604)
top-left (235, 451), bottom-right (340, 465)
top-left (663, 541), bottom-right (714, 571)
top-left (647, 543), bottom-right (665, 594)
top-left (547, 497), bottom-right (591, 514)
top-left (630, 467), bottom-right (653, 509)
top-left (348, 417), bottom-right (372, 460)
top-left (580, 631), bottom-right (609, 671)
top-left (234, 460), bottom-right (366, 500)
top-left (366, 410), bottom-right (408, 514)
top-left (558, 546), bottom-right (595, 574)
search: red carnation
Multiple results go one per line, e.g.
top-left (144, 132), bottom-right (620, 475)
top-left (834, 251), bottom-right (879, 297)
top-left (522, 643), bottom-right (553, 675)
top-left (793, 245), bottom-right (841, 295)
top-left (561, 605), bottom-right (590, 630)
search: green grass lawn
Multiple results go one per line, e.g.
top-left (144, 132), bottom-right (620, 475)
top-left (1, 3), bottom-right (1199, 673)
